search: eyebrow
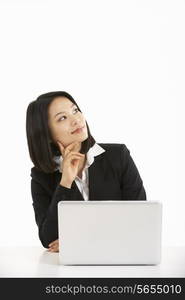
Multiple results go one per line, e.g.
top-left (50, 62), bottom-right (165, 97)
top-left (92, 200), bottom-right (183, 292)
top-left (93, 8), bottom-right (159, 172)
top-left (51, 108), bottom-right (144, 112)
top-left (54, 103), bottom-right (76, 118)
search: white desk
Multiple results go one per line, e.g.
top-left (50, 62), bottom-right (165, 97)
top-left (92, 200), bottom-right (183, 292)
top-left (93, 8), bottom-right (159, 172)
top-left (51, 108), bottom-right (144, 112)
top-left (0, 246), bottom-right (185, 277)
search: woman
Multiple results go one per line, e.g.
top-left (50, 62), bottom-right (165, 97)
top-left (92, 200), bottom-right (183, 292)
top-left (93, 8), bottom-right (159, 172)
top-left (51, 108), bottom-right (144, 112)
top-left (26, 91), bottom-right (146, 252)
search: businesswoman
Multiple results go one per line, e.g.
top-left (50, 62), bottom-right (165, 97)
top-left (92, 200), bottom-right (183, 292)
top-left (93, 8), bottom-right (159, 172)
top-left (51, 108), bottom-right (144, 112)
top-left (26, 91), bottom-right (146, 252)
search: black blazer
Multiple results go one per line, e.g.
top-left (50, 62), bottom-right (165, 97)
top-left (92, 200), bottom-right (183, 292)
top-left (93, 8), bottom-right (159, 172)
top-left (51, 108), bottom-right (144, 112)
top-left (30, 143), bottom-right (147, 248)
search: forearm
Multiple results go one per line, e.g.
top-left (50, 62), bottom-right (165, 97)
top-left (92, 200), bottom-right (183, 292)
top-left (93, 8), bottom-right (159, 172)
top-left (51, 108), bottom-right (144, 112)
top-left (34, 184), bottom-right (75, 248)
top-left (60, 177), bottom-right (73, 189)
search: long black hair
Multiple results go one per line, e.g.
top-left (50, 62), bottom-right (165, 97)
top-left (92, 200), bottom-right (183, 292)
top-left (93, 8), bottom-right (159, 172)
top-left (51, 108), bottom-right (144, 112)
top-left (26, 91), bottom-right (96, 173)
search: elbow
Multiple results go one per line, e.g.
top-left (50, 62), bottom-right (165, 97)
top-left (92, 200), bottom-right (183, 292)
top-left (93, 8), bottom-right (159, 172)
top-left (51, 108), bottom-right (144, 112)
top-left (140, 186), bottom-right (147, 200)
top-left (39, 232), bottom-right (50, 249)
top-left (38, 226), bottom-right (58, 249)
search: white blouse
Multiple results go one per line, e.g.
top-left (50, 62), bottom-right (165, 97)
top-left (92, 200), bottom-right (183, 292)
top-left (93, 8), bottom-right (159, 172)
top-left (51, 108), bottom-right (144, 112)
top-left (53, 143), bottom-right (105, 201)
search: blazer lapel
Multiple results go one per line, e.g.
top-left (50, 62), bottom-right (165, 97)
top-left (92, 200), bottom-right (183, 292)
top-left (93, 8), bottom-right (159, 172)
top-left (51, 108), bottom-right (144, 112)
top-left (72, 152), bottom-right (105, 200)
top-left (88, 154), bottom-right (105, 200)
top-left (71, 180), bottom-right (84, 200)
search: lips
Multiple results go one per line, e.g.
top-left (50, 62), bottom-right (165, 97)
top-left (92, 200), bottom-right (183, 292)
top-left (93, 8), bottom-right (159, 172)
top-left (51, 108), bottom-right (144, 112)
top-left (71, 125), bottom-right (85, 134)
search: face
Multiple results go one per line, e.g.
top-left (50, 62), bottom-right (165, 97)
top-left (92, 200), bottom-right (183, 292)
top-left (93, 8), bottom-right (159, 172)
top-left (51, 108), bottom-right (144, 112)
top-left (48, 96), bottom-right (88, 150)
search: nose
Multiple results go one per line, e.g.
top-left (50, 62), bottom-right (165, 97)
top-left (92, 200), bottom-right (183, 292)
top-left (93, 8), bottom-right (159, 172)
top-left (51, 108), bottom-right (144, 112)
top-left (71, 115), bottom-right (81, 126)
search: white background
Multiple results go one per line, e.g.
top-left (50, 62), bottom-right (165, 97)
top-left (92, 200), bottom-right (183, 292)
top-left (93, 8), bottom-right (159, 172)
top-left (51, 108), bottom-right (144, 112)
top-left (0, 0), bottom-right (184, 247)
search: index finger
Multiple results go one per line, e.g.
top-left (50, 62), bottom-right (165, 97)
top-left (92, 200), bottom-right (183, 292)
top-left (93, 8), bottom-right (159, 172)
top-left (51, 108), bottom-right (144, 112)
top-left (56, 141), bottom-right (65, 156)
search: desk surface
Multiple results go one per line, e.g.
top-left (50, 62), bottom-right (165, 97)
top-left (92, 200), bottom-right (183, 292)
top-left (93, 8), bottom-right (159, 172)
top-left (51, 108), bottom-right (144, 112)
top-left (0, 246), bottom-right (185, 277)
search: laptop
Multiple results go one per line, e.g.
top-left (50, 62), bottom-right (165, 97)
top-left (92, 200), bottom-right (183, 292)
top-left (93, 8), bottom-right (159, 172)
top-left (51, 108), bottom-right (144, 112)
top-left (57, 201), bottom-right (162, 265)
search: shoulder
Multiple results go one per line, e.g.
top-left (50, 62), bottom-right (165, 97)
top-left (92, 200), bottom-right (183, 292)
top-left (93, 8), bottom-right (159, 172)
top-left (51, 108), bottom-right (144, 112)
top-left (96, 143), bottom-right (131, 176)
top-left (96, 143), bottom-right (130, 168)
top-left (30, 166), bottom-right (57, 186)
top-left (97, 143), bottom-right (129, 156)
top-left (31, 166), bottom-right (47, 179)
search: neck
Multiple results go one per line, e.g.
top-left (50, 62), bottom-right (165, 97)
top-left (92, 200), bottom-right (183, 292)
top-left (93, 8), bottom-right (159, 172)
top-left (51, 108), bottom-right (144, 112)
top-left (78, 154), bottom-right (86, 169)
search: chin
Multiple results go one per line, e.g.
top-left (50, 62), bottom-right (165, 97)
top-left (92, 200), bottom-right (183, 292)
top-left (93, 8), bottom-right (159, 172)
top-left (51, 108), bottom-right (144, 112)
top-left (79, 136), bottom-right (88, 142)
top-left (74, 133), bottom-right (88, 143)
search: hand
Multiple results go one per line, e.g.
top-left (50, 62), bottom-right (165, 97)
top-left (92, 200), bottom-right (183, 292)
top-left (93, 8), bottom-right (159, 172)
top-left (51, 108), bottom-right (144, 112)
top-left (57, 141), bottom-right (85, 187)
top-left (48, 239), bottom-right (59, 252)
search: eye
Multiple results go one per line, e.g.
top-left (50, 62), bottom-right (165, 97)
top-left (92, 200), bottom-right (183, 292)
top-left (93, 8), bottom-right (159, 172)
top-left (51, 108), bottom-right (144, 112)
top-left (58, 107), bottom-right (79, 121)
top-left (74, 108), bottom-right (79, 113)
top-left (58, 116), bottom-right (66, 121)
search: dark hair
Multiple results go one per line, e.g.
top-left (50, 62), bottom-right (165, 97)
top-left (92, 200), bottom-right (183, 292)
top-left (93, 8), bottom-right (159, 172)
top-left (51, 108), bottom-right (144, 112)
top-left (26, 91), bottom-right (96, 173)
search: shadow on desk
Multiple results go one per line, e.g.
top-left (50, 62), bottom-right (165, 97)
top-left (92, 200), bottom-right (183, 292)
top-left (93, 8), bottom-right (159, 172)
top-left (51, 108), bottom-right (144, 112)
top-left (36, 250), bottom-right (61, 277)
top-left (38, 250), bottom-right (59, 265)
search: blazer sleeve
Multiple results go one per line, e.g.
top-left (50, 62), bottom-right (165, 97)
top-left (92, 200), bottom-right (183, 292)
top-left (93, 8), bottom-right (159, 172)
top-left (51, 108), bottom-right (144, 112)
top-left (31, 168), bottom-right (76, 248)
top-left (120, 145), bottom-right (147, 200)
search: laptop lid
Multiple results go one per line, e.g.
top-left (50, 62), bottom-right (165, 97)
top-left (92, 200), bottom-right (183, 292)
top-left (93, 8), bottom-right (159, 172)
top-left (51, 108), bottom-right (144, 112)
top-left (58, 201), bottom-right (162, 265)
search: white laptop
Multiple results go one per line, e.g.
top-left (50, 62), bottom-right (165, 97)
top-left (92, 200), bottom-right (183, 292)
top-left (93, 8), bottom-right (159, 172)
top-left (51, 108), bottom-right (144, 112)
top-left (57, 201), bottom-right (162, 265)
